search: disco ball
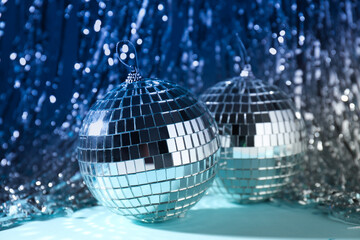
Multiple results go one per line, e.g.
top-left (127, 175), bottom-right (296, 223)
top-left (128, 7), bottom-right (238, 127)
top-left (200, 72), bottom-right (306, 203)
top-left (78, 77), bottom-right (220, 222)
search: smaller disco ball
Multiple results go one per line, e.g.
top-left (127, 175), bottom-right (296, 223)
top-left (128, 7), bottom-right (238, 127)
top-left (200, 71), bottom-right (306, 203)
top-left (78, 77), bottom-right (220, 222)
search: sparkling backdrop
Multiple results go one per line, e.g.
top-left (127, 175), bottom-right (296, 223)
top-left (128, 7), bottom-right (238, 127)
top-left (1, 0), bottom-right (360, 228)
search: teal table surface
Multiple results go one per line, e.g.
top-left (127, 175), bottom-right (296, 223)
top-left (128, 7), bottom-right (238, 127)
top-left (1, 195), bottom-right (359, 240)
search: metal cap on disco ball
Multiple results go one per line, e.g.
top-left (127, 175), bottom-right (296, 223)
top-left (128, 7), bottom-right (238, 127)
top-left (200, 37), bottom-right (306, 203)
top-left (77, 40), bottom-right (220, 222)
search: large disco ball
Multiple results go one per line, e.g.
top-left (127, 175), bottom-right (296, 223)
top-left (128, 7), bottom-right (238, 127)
top-left (78, 77), bottom-right (220, 222)
top-left (200, 72), bottom-right (306, 203)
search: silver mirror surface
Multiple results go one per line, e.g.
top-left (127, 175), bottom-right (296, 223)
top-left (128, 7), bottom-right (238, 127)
top-left (78, 79), bottom-right (220, 222)
top-left (200, 75), bottom-right (306, 203)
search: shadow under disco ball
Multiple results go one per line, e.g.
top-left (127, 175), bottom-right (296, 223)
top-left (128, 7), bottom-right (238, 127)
top-left (77, 42), bottom-right (220, 222)
top-left (200, 68), bottom-right (306, 203)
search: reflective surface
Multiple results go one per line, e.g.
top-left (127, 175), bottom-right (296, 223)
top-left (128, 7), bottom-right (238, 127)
top-left (2, 196), bottom-right (359, 240)
top-left (200, 74), bottom-right (306, 203)
top-left (78, 79), bottom-right (220, 222)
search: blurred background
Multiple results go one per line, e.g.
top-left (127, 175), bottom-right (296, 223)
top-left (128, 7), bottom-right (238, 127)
top-left (1, 0), bottom-right (360, 228)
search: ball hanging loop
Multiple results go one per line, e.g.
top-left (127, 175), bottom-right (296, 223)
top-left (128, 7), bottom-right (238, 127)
top-left (116, 40), bottom-right (142, 83)
top-left (239, 64), bottom-right (253, 77)
top-left (235, 33), bottom-right (253, 77)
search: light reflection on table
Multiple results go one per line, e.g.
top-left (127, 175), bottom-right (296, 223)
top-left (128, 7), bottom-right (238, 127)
top-left (0, 195), bottom-right (359, 240)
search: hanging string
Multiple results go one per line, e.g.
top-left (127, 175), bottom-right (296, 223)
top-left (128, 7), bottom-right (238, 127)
top-left (116, 40), bottom-right (142, 83)
top-left (235, 33), bottom-right (252, 77)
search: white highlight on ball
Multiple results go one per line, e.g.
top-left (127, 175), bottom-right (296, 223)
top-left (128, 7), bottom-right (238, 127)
top-left (88, 120), bottom-right (104, 136)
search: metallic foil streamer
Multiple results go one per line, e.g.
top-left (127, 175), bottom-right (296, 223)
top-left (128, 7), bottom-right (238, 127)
top-left (200, 70), bottom-right (306, 203)
top-left (78, 78), bottom-right (220, 222)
